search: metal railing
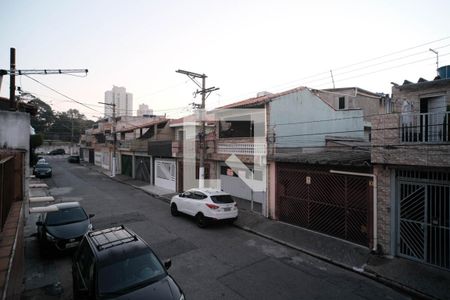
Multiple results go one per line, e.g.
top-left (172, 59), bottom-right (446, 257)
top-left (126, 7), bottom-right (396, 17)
top-left (400, 111), bottom-right (450, 143)
top-left (217, 142), bottom-right (267, 155)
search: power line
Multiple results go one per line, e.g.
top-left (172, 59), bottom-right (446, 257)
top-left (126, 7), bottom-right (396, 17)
top-left (24, 75), bottom-right (102, 114)
top-left (274, 121), bottom-right (449, 140)
top-left (218, 36), bottom-right (450, 106)
top-left (21, 78), bottom-right (191, 115)
top-left (309, 52), bottom-right (450, 89)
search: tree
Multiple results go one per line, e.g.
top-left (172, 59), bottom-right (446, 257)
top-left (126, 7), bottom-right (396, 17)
top-left (30, 134), bottom-right (43, 166)
top-left (29, 98), bottom-right (55, 135)
top-left (47, 109), bottom-right (94, 142)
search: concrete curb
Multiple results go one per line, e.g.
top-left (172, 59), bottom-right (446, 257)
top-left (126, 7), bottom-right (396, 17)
top-left (83, 163), bottom-right (436, 300)
top-left (233, 222), bottom-right (436, 300)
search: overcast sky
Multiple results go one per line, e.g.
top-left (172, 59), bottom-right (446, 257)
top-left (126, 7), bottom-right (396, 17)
top-left (1, 0), bottom-right (450, 119)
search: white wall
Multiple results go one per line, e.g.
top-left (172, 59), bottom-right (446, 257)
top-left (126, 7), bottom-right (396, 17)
top-left (0, 111), bottom-right (30, 150)
top-left (270, 89), bottom-right (365, 149)
top-left (0, 110), bottom-right (30, 202)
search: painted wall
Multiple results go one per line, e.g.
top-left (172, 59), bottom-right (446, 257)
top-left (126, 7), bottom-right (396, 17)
top-left (270, 89), bottom-right (365, 149)
top-left (0, 111), bottom-right (30, 204)
top-left (0, 111), bottom-right (30, 150)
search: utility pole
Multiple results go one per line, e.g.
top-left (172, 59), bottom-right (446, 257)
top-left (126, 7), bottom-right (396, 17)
top-left (0, 47), bottom-right (88, 111)
top-left (176, 69), bottom-right (219, 188)
top-left (99, 102), bottom-right (117, 177)
top-left (71, 111), bottom-right (74, 155)
top-left (9, 48), bottom-right (16, 110)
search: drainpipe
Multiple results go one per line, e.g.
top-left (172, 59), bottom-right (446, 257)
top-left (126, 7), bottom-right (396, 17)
top-left (329, 170), bottom-right (378, 252)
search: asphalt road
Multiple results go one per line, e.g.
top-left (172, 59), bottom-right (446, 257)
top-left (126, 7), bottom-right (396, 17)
top-left (22, 156), bottom-right (410, 299)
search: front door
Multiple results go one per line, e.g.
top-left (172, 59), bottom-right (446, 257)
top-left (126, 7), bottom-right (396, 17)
top-left (397, 176), bottom-right (450, 270)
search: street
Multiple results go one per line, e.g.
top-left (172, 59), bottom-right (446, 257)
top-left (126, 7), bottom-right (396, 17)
top-left (22, 156), bottom-right (410, 300)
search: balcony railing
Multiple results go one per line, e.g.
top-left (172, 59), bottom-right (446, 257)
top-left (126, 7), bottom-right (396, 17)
top-left (217, 142), bottom-right (267, 155)
top-left (400, 111), bottom-right (450, 143)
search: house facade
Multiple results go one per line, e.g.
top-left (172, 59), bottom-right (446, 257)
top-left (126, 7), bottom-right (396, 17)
top-left (80, 115), bottom-right (178, 192)
top-left (371, 74), bottom-right (450, 269)
top-left (206, 86), bottom-right (382, 248)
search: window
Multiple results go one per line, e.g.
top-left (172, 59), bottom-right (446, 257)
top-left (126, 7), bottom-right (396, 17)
top-left (219, 119), bottom-right (254, 138)
top-left (45, 207), bottom-right (88, 226)
top-left (338, 97), bottom-right (345, 109)
top-left (210, 195), bottom-right (234, 204)
top-left (221, 166), bottom-right (237, 177)
top-left (98, 249), bottom-right (166, 296)
top-left (192, 192), bottom-right (207, 200)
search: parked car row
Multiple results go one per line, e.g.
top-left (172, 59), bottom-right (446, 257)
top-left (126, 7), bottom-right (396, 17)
top-left (35, 201), bottom-right (185, 299)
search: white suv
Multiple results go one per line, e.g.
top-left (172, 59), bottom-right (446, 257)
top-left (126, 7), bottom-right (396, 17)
top-left (170, 188), bottom-right (238, 227)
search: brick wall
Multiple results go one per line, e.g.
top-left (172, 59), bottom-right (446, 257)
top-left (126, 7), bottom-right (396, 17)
top-left (374, 166), bottom-right (392, 254)
top-left (0, 201), bottom-right (24, 300)
top-left (371, 114), bottom-right (450, 167)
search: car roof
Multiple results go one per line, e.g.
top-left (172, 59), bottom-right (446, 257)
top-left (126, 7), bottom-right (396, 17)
top-left (188, 188), bottom-right (230, 196)
top-left (85, 226), bottom-right (149, 262)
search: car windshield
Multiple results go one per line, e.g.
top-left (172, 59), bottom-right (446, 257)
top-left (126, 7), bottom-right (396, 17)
top-left (210, 194), bottom-right (234, 204)
top-left (98, 249), bottom-right (166, 296)
top-left (36, 163), bottom-right (50, 168)
top-left (45, 207), bottom-right (87, 226)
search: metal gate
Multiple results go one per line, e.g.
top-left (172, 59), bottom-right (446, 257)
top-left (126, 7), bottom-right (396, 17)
top-left (397, 170), bottom-right (450, 269)
top-left (135, 156), bottom-right (151, 183)
top-left (277, 164), bottom-right (372, 247)
top-left (121, 155), bottom-right (132, 177)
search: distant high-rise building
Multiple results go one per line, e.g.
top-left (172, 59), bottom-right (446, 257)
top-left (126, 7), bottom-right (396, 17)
top-left (104, 85), bottom-right (133, 117)
top-left (136, 104), bottom-right (153, 117)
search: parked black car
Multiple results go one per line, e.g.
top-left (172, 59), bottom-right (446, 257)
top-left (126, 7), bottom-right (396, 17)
top-left (36, 202), bottom-right (93, 251)
top-left (72, 225), bottom-right (184, 300)
top-left (33, 162), bottom-right (52, 178)
top-left (49, 148), bottom-right (66, 155)
top-left (68, 155), bottom-right (80, 163)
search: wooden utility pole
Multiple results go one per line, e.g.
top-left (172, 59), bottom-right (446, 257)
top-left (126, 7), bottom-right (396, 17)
top-left (71, 111), bottom-right (74, 155)
top-left (1, 47), bottom-right (88, 111)
top-left (176, 69), bottom-right (219, 188)
top-left (9, 48), bottom-right (16, 110)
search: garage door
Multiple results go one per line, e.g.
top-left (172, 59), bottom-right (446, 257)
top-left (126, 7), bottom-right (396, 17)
top-left (121, 155), bottom-right (132, 177)
top-left (155, 159), bottom-right (176, 191)
top-left (135, 156), bottom-right (151, 183)
top-left (276, 163), bottom-right (372, 247)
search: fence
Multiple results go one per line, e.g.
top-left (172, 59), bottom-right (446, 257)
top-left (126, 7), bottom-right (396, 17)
top-left (401, 111), bottom-right (450, 143)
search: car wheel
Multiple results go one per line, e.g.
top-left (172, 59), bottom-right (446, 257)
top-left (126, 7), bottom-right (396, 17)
top-left (196, 213), bottom-right (207, 228)
top-left (229, 217), bottom-right (238, 224)
top-left (170, 203), bottom-right (179, 217)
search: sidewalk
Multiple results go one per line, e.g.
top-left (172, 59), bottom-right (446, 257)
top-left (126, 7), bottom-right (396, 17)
top-left (88, 163), bottom-right (450, 300)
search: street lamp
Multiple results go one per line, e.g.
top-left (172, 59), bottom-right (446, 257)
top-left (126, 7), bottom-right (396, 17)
top-left (429, 48), bottom-right (439, 76)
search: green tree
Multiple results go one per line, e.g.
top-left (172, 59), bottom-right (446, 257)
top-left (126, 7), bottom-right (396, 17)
top-left (29, 98), bottom-right (55, 135)
top-left (48, 109), bottom-right (94, 142)
top-left (30, 134), bottom-right (44, 166)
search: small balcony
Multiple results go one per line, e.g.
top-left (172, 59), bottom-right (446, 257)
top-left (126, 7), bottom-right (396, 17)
top-left (217, 142), bottom-right (267, 156)
top-left (371, 112), bottom-right (450, 168)
top-left (400, 112), bottom-right (450, 143)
